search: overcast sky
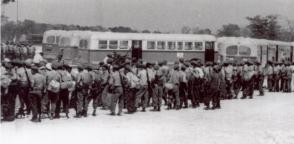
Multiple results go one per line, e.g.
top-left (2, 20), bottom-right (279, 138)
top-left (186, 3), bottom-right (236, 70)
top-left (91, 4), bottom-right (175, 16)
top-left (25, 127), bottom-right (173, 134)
top-left (2, 0), bottom-right (294, 33)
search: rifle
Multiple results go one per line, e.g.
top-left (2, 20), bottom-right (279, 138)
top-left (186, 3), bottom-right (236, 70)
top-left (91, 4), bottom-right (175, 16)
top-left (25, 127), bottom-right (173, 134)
top-left (18, 46), bottom-right (33, 90)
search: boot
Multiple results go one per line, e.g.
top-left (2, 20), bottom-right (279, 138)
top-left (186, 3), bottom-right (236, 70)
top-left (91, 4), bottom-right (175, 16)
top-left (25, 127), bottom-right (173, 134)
top-left (92, 109), bottom-right (96, 116)
top-left (74, 112), bottom-right (81, 118)
top-left (65, 112), bottom-right (69, 118)
top-left (38, 114), bottom-right (42, 122)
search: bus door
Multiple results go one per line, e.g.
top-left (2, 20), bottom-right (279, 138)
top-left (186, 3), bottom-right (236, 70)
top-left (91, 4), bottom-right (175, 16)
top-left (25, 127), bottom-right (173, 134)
top-left (204, 41), bottom-right (215, 62)
top-left (131, 40), bottom-right (142, 60)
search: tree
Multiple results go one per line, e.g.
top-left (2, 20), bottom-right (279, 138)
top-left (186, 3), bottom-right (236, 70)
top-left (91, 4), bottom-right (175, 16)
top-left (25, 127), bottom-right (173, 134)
top-left (142, 30), bottom-right (151, 33)
top-left (197, 28), bottom-right (212, 34)
top-left (191, 27), bottom-right (212, 34)
top-left (108, 26), bottom-right (137, 33)
top-left (246, 15), bottom-right (281, 40)
top-left (181, 26), bottom-right (191, 34)
top-left (2, 0), bottom-right (15, 4)
top-left (265, 15), bottom-right (281, 40)
top-left (217, 24), bottom-right (241, 37)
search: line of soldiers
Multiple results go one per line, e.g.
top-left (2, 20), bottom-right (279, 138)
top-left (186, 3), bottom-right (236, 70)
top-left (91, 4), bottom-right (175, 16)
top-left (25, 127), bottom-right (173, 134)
top-left (1, 42), bottom-right (36, 61)
top-left (1, 54), bottom-right (294, 122)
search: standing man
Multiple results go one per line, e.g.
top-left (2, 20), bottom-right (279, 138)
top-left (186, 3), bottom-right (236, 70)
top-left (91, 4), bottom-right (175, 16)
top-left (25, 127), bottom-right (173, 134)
top-left (75, 65), bottom-right (93, 118)
top-left (136, 64), bottom-right (149, 112)
top-left (108, 65), bottom-right (124, 115)
top-left (55, 64), bottom-right (73, 118)
top-left (46, 62), bottom-right (61, 119)
top-left (125, 65), bottom-right (140, 113)
top-left (16, 60), bottom-right (33, 117)
top-left (29, 65), bottom-right (46, 122)
top-left (89, 66), bottom-right (103, 116)
top-left (179, 65), bottom-right (188, 108)
top-left (266, 61), bottom-right (274, 92)
top-left (255, 62), bottom-right (265, 96)
top-left (241, 62), bottom-right (255, 99)
top-left (167, 64), bottom-right (181, 110)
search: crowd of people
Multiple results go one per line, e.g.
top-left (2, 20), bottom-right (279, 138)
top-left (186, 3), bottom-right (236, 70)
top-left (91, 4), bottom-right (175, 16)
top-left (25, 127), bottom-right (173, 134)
top-left (1, 52), bottom-right (294, 123)
top-left (1, 42), bottom-right (37, 61)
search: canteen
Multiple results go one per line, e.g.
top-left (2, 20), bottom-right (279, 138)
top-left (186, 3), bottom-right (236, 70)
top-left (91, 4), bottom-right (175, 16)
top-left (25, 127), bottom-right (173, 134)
top-left (48, 80), bottom-right (60, 93)
top-left (164, 83), bottom-right (174, 90)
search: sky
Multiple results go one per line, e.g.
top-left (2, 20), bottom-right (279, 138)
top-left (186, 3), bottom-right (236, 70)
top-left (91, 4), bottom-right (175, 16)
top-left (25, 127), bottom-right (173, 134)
top-left (1, 0), bottom-right (294, 33)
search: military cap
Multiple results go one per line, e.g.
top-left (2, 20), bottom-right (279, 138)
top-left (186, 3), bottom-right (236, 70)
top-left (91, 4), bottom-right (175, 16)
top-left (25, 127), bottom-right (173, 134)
top-left (255, 61), bottom-right (261, 65)
top-left (174, 64), bottom-right (179, 70)
top-left (153, 65), bottom-right (160, 70)
top-left (179, 58), bottom-right (185, 63)
top-left (205, 61), bottom-right (212, 66)
top-left (106, 58), bottom-right (113, 64)
top-left (31, 65), bottom-right (39, 71)
top-left (146, 62), bottom-right (152, 68)
top-left (3, 62), bottom-right (13, 69)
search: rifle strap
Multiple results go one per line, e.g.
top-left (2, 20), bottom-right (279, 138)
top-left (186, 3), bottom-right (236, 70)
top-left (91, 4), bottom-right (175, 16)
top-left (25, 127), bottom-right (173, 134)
top-left (24, 67), bottom-right (32, 89)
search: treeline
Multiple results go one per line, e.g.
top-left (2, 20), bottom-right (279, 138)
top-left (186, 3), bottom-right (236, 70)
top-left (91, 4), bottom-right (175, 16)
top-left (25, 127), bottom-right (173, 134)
top-left (182, 15), bottom-right (294, 42)
top-left (1, 14), bottom-right (294, 42)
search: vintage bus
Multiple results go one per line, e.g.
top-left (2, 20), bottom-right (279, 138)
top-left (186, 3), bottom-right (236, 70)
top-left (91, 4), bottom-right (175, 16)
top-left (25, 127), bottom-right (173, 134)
top-left (43, 30), bottom-right (217, 64)
top-left (42, 30), bottom-right (93, 63)
top-left (217, 37), bottom-right (294, 66)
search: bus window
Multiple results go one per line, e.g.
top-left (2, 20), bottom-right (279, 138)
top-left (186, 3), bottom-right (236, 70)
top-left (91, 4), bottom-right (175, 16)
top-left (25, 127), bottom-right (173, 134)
top-left (184, 42), bottom-right (193, 50)
top-left (119, 41), bottom-right (128, 49)
top-left (109, 40), bottom-right (118, 49)
top-left (56, 36), bottom-right (60, 45)
top-left (84, 40), bottom-right (88, 49)
top-left (147, 41), bottom-right (156, 50)
top-left (46, 36), bottom-right (55, 44)
top-left (239, 45), bottom-right (251, 56)
top-left (226, 45), bottom-right (238, 56)
top-left (177, 42), bottom-right (183, 50)
top-left (157, 41), bottom-right (165, 50)
top-left (194, 42), bottom-right (203, 50)
top-left (99, 40), bottom-right (108, 49)
top-left (167, 42), bottom-right (176, 50)
top-left (60, 37), bottom-right (70, 46)
top-left (79, 39), bottom-right (88, 49)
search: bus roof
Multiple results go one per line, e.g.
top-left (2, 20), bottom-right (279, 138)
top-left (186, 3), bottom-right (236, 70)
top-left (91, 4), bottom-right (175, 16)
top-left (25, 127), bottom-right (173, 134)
top-left (89, 32), bottom-right (216, 41)
top-left (43, 30), bottom-right (216, 41)
top-left (217, 37), bottom-right (292, 46)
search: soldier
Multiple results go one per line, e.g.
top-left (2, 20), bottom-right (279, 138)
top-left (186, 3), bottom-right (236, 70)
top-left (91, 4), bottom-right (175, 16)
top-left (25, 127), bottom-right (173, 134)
top-left (146, 63), bottom-right (155, 107)
top-left (75, 65), bottom-right (93, 117)
top-left (255, 62), bottom-right (265, 96)
top-left (273, 62), bottom-right (281, 92)
top-left (136, 64), bottom-right (149, 112)
top-left (232, 62), bottom-right (242, 98)
top-left (286, 62), bottom-right (294, 92)
top-left (125, 65), bottom-right (140, 113)
top-left (100, 64), bottom-right (111, 109)
top-left (210, 63), bottom-right (223, 109)
top-left (223, 61), bottom-right (235, 99)
top-left (88, 65), bottom-right (103, 116)
top-left (280, 62), bottom-right (287, 92)
top-left (166, 64), bottom-right (181, 110)
top-left (159, 60), bottom-right (170, 105)
top-left (108, 65), bottom-right (124, 115)
top-left (46, 62), bottom-right (61, 119)
top-left (203, 62), bottom-right (212, 109)
top-left (241, 61), bottom-right (255, 99)
top-left (179, 65), bottom-right (188, 108)
top-left (29, 65), bottom-right (46, 122)
top-left (190, 61), bottom-right (203, 108)
top-left (15, 60), bottom-right (33, 118)
top-left (55, 64), bottom-right (73, 118)
top-left (266, 61), bottom-right (274, 92)
top-left (1, 62), bottom-right (16, 121)
top-left (152, 65), bottom-right (164, 111)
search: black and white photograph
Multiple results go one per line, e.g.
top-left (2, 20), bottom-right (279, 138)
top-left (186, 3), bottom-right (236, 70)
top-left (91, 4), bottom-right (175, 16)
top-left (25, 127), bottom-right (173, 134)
top-left (1, 0), bottom-right (294, 144)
